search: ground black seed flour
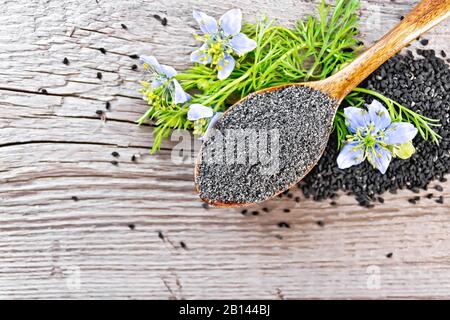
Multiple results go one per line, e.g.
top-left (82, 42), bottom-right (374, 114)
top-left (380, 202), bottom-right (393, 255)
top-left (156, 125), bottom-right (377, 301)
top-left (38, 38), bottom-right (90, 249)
top-left (300, 49), bottom-right (449, 206)
top-left (196, 86), bottom-right (337, 204)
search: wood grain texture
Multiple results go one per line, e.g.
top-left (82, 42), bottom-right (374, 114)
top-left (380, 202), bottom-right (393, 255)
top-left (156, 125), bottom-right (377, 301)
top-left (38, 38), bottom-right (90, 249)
top-left (0, 0), bottom-right (449, 299)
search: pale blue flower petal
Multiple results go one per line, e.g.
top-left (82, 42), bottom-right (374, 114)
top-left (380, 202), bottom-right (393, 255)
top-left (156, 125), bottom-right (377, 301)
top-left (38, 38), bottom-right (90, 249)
top-left (202, 112), bottom-right (222, 141)
top-left (337, 141), bottom-right (365, 169)
top-left (368, 144), bottom-right (392, 174)
top-left (343, 107), bottom-right (370, 133)
top-left (172, 80), bottom-right (190, 104)
top-left (193, 10), bottom-right (218, 35)
top-left (150, 79), bottom-right (162, 88)
top-left (219, 8), bottom-right (242, 36)
top-left (187, 104), bottom-right (214, 121)
top-left (139, 55), bottom-right (164, 74)
top-left (367, 99), bottom-right (391, 132)
top-left (217, 54), bottom-right (235, 80)
top-left (190, 44), bottom-right (212, 64)
top-left (159, 64), bottom-right (177, 79)
top-left (229, 33), bottom-right (257, 55)
top-left (383, 122), bottom-right (418, 145)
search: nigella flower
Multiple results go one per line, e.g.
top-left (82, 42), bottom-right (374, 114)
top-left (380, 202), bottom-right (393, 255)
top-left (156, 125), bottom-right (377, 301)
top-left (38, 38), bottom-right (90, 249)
top-left (188, 104), bottom-right (222, 140)
top-left (337, 100), bottom-right (418, 174)
top-left (190, 9), bottom-right (257, 80)
top-left (140, 55), bottom-right (190, 104)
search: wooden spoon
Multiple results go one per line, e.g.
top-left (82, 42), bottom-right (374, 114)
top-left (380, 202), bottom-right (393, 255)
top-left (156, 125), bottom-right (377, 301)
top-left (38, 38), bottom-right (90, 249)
top-left (195, 0), bottom-right (450, 208)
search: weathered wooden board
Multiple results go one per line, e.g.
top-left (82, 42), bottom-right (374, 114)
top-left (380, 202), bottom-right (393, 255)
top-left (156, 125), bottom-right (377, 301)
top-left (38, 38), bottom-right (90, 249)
top-left (0, 0), bottom-right (449, 299)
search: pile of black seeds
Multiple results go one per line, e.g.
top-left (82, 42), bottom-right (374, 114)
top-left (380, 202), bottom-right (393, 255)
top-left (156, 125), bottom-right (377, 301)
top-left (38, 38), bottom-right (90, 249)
top-left (299, 49), bottom-right (449, 206)
top-left (196, 86), bottom-right (336, 204)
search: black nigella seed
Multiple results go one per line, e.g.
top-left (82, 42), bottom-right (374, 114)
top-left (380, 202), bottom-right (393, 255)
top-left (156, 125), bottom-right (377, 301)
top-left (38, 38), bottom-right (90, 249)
top-left (386, 252), bottom-right (393, 258)
top-left (121, 23), bottom-right (127, 29)
top-left (441, 50), bottom-right (446, 58)
top-left (330, 201), bottom-right (337, 206)
top-left (96, 72), bottom-right (102, 79)
top-left (95, 109), bottom-right (103, 115)
top-left (426, 193), bottom-right (434, 199)
top-left (131, 155), bottom-right (137, 162)
top-left (63, 57), bottom-right (69, 65)
top-left (408, 198), bottom-right (417, 204)
top-left (71, 196), bottom-right (79, 201)
top-left (158, 231), bottom-right (164, 241)
top-left (420, 39), bottom-right (429, 46)
top-left (440, 177), bottom-right (447, 183)
top-left (251, 211), bottom-right (259, 216)
top-left (111, 151), bottom-right (119, 157)
top-left (411, 187), bottom-right (420, 194)
top-left (377, 197), bottom-right (385, 204)
top-left (128, 224), bottom-right (135, 230)
top-left (275, 235), bottom-right (283, 240)
top-left (105, 101), bottom-right (111, 110)
top-left (129, 54), bottom-right (139, 59)
top-left (316, 220), bottom-right (325, 227)
top-left (294, 196), bottom-right (301, 203)
top-left (40, 89), bottom-right (48, 94)
top-left (180, 241), bottom-right (187, 249)
top-left (153, 14), bottom-right (161, 20)
top-left (241, 209), bottom-right (248, 215)
top-left (400, 15), bottom-right (404, 20)
top-left (435, 185), bottom-right (443, 192)
top-left (111, 160), bottom-right (118, 166)
top-left (262, 207), bottom-right (269, 212)
top-left (131, 64), bottom-right (138, 70)
top-left (161, 17), bottom-right (168, 26)
top-left (283, 208), bottom-right (290, 213)
top-left (287, 193), bottom-right (293, 199)
top-left (99, 47), bottom-right (106, 54)
top-left (436, 196), bottom-right (444, 204)
top-left (277, 222), bottom-right (290, 228)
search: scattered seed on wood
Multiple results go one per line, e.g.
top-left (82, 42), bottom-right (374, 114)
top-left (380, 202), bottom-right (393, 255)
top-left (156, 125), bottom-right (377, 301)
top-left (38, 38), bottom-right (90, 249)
top-left (330, 201), bottom-right (337, 206)
top-left (287, 193), bottom-right (293, 199)
top-left (277, 222), bottom-right (290, 228)
top-left (440, 177), bottom-right (447, 183)
top-left (251, 211), bottom-right (259, 216)
top-left (241, 209), bottom-right (248, 215)
top-left (158, 231), bottom-right (164, 241)
top-left (436, 196), bottom-right (444, 204)
top-left (95, 109), bottom-right (103, 115)
top-left (400, 15), bottom-right (404, 20)
top-left (441, 50), bottom-right (447, 58)
top-left (111, 160), bottom-right (118, 166)
top-left (420, 39), bottom-right (429, 46)
top-left (129, 54), bottom-right (139, 59)
top-left (128, 224), bottom-right (135, 230)
top-left (131, 155), bottom-right (137, 162)
top-left (96, 72), bottom-right (102, 79)
top-left (40, 89), bottom-right (48, 94)
top-left (71, 196), bottom-right (79, 201)
top-left (408, 198), bottom-right (417, 204)
top-left (283, 208), bottom-right (290, 213)
top-left (294, 196), bottom-right (301, 203)
top-left (99, 47), bottom-right (106, 54)
top-left (161, 17), bottom-right (168, 26)
top-left (426, 193), bottom-right (434, 199)
top-left (180, 241), bottom-right (187, 249)
top-left (435, 185), bottom-right (443, 192)
top-left (411, 187), bottom-right (420, 193)
top-left (153, 14), bottom-right (161, 20)
top-left (131, 64), bottom-right (138, 70)
top-left (386, 252), bottom-right (393, 258)
top-left (316, 220), bottom-right (325, 227)
top-left (262, 207), bottom-right (269, 212)
top-left (105, 101), bottom-right (111, 110)
top-left (121, 23), bottom-right (127, 29)
top-left (275, 235), bottom-right (283, 240)
top-left (377, 197), bottom-right (384, 204)
top-left (111, 151), bottom-right (120, 157)
top-left (63, 57), bottom-right (69, 65)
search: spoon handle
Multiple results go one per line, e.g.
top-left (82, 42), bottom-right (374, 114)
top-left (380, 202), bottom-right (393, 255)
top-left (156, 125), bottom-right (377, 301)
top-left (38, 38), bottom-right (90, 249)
top-left (327, 0), bottom-right (450, 100)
